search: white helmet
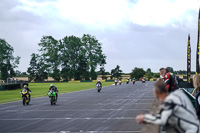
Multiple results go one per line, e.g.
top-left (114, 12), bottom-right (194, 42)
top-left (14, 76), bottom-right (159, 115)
top-left (98, 80), bottom-right (100, 82)
top-left (50, 84), bottom-right (54, 87)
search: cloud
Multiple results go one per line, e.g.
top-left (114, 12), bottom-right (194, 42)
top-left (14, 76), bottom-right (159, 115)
top-left (0, 0), bottom-right (199, 73)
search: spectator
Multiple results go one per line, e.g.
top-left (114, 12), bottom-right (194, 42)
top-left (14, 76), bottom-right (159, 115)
top-left (136, 79), bottom-right (199, 133)
top-left (193, 74), bottom-right (200, 119)
top-left (160, 68), bottom-right (179, 93)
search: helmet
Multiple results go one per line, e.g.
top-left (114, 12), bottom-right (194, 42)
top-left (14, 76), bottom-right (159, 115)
top-left (24, 85), bottom-right (27, 88)
top-left (50, 84), bottom-right (54, 87)
top-left (98, 80), bottom-right (100, 82)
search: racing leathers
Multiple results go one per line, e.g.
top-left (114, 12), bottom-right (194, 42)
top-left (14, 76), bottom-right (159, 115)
top-left (96, 81), bottom-right (102, 88)
top-left (163, 73), bottom-right (179, 93)
top-left (49, 86), bottom-right (58, 101)
top-left (21, 87), bottom-right (31, 98)
top-left (144, 90), bottom-right (200, 133)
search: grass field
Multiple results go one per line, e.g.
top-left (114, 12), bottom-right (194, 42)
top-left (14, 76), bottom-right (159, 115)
top-left (0, 82), bottom-right (113, 104)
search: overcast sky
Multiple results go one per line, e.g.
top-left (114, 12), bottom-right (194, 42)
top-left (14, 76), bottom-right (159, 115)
top-left (0, 0), bottom-right (200, 73)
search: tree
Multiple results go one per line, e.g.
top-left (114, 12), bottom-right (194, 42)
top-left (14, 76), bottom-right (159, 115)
top-left (81, 34), bottom-right (106, 80)
top-left (15, 70), bottom-right (21, 76)
top-left (99, 66), bottom-right (107, 80)
top-left (145, 68), bottom-right (153, 81)
top-left (27, 53), bottom-right (48, 81)
top-left (0, 39), bottom-right (20, 80)
top-left (130, 67), bottom-right (145, 80)
top-left (60, 35), bottom-right (85, 80)
top-left (111, 65), bottom-right (122, 79)
top-left (38, 36), bottom-right (61, 81)
top-left (153, 73), bottom-right (160, 78)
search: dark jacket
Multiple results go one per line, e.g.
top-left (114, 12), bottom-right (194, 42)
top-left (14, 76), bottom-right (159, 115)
top-left (49, 86), bottom-right (58, 92)
top-left (195, 91), bottom-right (200, 119)
top-left (96, 81), bottom-right (102, 86)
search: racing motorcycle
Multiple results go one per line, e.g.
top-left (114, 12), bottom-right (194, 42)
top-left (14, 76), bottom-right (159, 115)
top-left (21, 89), bottom-right (31, 105)
top-left (126, 79), bottom-right (129, 84)
top-left (119, 80), bottom-right (122, 85)
top-left (48, 89), bottom-right (57, 105)
top-left (132, 79), bottom-right (135, 84)
top-left (96, 83), bottom-right (101, 92)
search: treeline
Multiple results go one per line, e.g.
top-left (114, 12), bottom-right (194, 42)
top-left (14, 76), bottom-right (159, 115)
top-left (110, 66), bottom-right (159, 80)
top-left (0, 37), bottom-right (191, 82)
top-left (27, 34), bottom-right (106, 81)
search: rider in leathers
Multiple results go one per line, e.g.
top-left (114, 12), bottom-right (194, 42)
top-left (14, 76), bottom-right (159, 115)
top-left (49, 84), bottom-right (58, 101)
top-left (136, 79), bottom-right (199, 133)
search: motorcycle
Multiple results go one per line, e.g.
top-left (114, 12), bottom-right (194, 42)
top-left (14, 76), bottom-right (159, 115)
top-left (133, 80), bottom-right (135, 84)
top-left (48, 89), bottom-right (57, 105)
top-left (21, 89), bottom-right (30, 105)
top-left (119, 80), bottom-right (122, 85)
top-left (126, 80), bottom-right (129, 84)
top-left (96, 83), bottom-right (101, 92)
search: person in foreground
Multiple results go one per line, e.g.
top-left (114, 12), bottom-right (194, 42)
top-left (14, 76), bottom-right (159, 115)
top-left (136, 79), bottom-right (200, 133)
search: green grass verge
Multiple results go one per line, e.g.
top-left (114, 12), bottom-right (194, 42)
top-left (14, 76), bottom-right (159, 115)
top-left (0, 82), bottom-right (113, 104)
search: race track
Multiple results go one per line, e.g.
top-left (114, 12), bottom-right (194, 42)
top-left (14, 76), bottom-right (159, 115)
top-left (0, 81), bottom-right (155, 133)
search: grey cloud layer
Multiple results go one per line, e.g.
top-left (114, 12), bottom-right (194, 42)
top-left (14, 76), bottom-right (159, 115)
top-left (0, 0), bottom-right (198, 73)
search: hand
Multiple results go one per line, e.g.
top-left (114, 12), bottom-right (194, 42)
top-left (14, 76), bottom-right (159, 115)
top-left (136, 114), bottom-right (145, 124)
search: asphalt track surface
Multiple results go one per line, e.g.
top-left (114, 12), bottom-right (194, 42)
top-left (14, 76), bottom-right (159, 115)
top-left (0, 81), bottom-right (155, 133)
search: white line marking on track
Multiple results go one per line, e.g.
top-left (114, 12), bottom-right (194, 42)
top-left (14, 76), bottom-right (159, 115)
top-left (4, 109), bottom-right (150, 112)
top-left (0, 117), bottom-right (137, 120)
top-left (60, 131), bottom-right (141, 133)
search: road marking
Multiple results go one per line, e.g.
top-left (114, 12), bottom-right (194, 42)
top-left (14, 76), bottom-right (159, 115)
top-left (4, 109), bottom-right (150, 112)
top-left (60, 131), bottom-right (141, 133)
top-left (0, 117), bottom-right (137, 120)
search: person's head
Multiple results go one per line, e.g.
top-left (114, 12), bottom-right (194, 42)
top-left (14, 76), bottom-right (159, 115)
top-left (153, 78), bottom-right (168, 102)
top-left (165, 68), bottom-right (170, 73)
top-left (159, 68), bottom-right (166, 78)
top-left (98, 80), bottom-right (100, 82)
top-left (50, 84), bottom-right (54, 87)
top-left (193, 74), bottom-right (200, 89)
top-left (24, 85), bottom-right (28, 88)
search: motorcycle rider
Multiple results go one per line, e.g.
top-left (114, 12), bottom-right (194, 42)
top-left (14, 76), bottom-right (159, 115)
top-left (96, 80), bottom-right (102, 88)
top-left (159, 68), bottom-right (179, 93)
top-left (49, 84), bottom-right (58, 101)
top-left (21, 85), bottom-right (31, 98)
top-left (119, 79), bottom-right (122, 85)
top-left (126, 78), bottom-right (129, 84)
top-left (115, 78), bottom-right (118, 85)
top-left (132, 78), bottom-right (135, 84)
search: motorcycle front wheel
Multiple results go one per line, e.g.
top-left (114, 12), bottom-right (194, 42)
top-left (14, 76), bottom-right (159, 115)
top-left (50, 97), bottom-right (54, 105)
top-left (23, 97), bottom-right (26, 105)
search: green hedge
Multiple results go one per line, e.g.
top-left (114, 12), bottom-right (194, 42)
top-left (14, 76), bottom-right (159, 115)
top-left (0, 83), bottom-right (29, 91)
top-left (80, 80), bottom-right (92, 82)
top-left (0, 84), bottom-right (21, 91)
